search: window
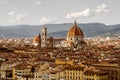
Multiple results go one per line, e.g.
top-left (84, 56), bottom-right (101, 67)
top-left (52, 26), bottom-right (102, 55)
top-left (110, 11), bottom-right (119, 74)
top-left (42, 32), bottom-right (44, 36)
top-left (76, 38), bottom-right (78, 40)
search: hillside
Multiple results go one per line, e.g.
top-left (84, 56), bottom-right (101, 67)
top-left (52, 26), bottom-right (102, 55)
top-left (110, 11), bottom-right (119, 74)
top-left (0, 23), bottom-right (120, 38)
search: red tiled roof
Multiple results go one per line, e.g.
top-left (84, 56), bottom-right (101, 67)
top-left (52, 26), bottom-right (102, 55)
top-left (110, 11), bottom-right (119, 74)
top-left (65, 65), bottom-right (85, 70)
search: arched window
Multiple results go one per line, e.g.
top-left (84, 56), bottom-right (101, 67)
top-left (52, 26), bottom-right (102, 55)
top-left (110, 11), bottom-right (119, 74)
top-left (76, 38), bottom-right (78, 41)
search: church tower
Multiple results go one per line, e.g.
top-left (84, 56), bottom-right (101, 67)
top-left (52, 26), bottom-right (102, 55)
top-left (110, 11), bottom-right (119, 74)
top-left (41, 27), bottom-right (47, 47)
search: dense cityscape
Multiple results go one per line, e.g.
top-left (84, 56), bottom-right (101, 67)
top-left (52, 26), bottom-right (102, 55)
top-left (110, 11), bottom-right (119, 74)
top-left (0, 21), bottom-right (120, 80)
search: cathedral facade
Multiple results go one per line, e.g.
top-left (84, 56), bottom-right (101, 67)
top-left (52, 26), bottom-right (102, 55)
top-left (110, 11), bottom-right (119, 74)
top-left (33, 21), bottom-right (86, 48)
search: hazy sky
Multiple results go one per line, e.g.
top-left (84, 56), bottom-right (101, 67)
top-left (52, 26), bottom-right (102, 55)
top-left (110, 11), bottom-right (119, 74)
top-left (0, 0), bottom-right (120, 26)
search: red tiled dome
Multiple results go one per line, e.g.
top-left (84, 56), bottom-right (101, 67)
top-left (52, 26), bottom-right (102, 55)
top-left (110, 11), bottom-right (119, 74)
top-left (33, 35), bottom-right (41, 43)
top-left (67, 21), bottom-right (84, 38)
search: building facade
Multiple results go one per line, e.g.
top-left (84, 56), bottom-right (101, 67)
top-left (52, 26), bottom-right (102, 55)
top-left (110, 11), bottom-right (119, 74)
top-left (93, 64), bottom-right (120, 80)
top-left (33, 21), bottom-right (87, 48)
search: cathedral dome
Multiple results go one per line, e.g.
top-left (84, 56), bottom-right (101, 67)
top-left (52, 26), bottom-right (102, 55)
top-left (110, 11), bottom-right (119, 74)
top-left (33, 35), bottom-right (41, 43)
top-left (33, 34), bottom-right (41, 46)
top-left (67, 21), bottom-right (84, 38)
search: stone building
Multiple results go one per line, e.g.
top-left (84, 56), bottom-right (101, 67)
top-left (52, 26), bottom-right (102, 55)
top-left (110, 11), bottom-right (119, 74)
top-left (33, 21), bottom-right (87, 48)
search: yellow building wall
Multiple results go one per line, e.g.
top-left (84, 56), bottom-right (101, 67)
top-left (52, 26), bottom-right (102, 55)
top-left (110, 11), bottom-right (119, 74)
top-left (84, 74), bottom-right (108, 80)
top-left (65, 69), bottom-right (83, 80)
top-left (55, 60), bottom-right (73, 65)
top-left (12, 68), bottom-right (16, 79)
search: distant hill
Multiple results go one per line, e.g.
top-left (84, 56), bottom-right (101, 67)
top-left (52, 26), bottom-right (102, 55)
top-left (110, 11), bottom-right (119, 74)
top-left (49, 23), bottom-right (120, 38)
top-left (0, 23), bottom-right (120, 38)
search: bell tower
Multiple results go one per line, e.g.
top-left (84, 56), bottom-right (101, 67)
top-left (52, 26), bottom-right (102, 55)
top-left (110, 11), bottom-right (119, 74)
top-left (41, 27), bottom-right (47, 47)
